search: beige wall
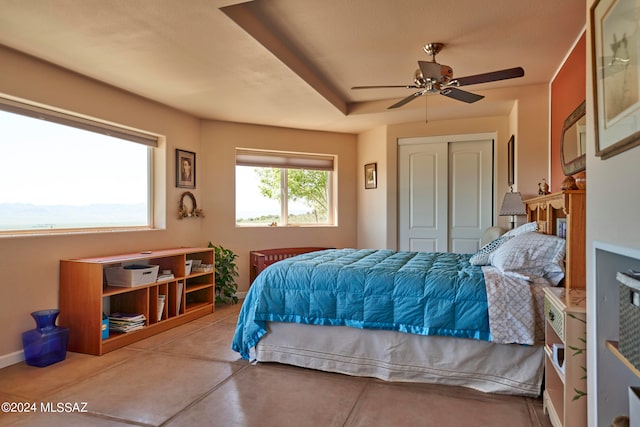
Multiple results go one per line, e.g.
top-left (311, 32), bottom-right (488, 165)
top-left (200, 120), bottom-right (358, 294)
top-left (0, 46), bottom-right (205, 361)
top-left (357, 126), bottom-right (388, 249)
top-left (510, 84), bottom-right (551, 200)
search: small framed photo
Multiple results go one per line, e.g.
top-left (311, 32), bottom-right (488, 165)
top-left (176, 149), bottom-right (196, 189)
top-left (556, 218), bottom-right (567, 239)
top-left (364, 163), bottom-right (377, 189)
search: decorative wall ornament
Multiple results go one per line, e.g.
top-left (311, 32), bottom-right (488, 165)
top-left (178, 191), bottom-right (204, 219)
top-left (538, 178), bottom-right (550, 195)
top-left (561, 176), bottom-right (578, 191)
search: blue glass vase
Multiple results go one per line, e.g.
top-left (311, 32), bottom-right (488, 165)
top-left (21, 309), bottom-right (69, 367)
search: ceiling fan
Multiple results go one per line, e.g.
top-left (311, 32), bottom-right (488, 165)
top-left (351, 43), bottom-right (525, 109)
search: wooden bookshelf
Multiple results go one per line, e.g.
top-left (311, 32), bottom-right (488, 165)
top-left (59, 247), bottom-right (214, 355)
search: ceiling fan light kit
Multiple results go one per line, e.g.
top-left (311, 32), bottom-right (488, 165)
top-left (352, 43), bottom-right (525, 109)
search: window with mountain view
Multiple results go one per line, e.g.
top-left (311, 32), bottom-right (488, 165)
top-left (0, 97), bottom-right (156, 234)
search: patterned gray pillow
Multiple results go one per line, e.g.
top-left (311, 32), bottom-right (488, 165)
top-left (469, 235), bottom-right (513, 266)
top-left (502, 221), bottom-right (538, 238)
top-left (489, 232), bottom-right (566, 285)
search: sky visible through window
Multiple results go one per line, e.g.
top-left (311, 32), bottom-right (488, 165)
top-left (235, 166), bottom-right (280, 221)
top-left (0, 110), bottom-right (149, 231)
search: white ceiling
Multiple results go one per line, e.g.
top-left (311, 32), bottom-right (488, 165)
top-left (0, 0), bottom-right (586, 134)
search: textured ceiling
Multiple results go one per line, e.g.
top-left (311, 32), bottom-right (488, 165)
top-left (0, 0), bottom-right (585, 133)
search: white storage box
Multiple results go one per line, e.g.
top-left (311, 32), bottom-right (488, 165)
top-left (105, 264), bottom-right (159, 287)
top-left (185, 259), bottom-right (193, 276)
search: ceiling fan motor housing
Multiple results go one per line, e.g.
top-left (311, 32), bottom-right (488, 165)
top-left (416, 61), bottom-right (453, 84)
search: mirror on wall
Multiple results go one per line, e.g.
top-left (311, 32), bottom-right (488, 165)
top-left (561, 101), bottom-right (586, 176)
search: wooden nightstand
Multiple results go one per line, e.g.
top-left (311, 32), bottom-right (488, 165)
top-left (543, 287), bottom-right (587, 427)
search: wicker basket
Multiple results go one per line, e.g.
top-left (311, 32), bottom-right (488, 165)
top-left (618, 272), bottom-right (640, 371)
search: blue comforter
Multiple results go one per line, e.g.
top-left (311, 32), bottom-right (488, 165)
top-left (232, 249), bottom-right (489, 359)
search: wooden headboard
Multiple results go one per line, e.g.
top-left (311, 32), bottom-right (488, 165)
top-left (524, 190), bottom-right (586, 289)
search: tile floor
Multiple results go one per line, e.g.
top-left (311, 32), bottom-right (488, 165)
top-left (0, 304), bottom-right (552, 426)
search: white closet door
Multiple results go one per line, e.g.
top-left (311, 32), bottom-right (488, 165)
top-left (398, 141), bottom-right (448, 252)
top-left (399, 136), bottom-right (493, 253)
top-left (449, 139), bottom-right (493, 254)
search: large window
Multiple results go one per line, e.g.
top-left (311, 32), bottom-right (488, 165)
top-left (235, 149), bottom-right (335, 226)
top-left (0, 97), bottom-right (157, 234)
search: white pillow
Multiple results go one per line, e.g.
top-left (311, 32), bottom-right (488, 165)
top-left (489, 232), bottom-right (566, 285)
top-left (502, 221), bottom-right (538, 238)
top-left (469, 235), bottom-right (513, 266)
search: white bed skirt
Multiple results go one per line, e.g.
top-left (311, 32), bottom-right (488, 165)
top-left (255, 322), bottom-right (544, 397)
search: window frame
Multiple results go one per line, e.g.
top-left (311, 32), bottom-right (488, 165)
top-left (235, 148), bottom-right (337, 227)
top-left (0, 95), bottom-right (161, 236)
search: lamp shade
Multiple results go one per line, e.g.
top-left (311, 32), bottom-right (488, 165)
top-left (499, 191), bottom-right (526, 216)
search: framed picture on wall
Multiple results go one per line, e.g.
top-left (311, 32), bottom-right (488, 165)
top-left (507, 135), bottom-right (515, 187)
top-left (591, 0), bottom-right (640, 159)
top-left (176, 149), bottom-right (196, 189)
top-left (364, 163), bottom-right (377, 189)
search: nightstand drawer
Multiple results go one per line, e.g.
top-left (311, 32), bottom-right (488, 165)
top-left (545, 296), bottom-right (564, 341)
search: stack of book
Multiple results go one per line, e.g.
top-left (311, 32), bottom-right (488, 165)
top-left (157, 270), bottom-right (174, 282)
top-left (108, 313), bottom-right (146, 333)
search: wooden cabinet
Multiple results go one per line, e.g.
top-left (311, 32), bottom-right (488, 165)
top-left (60, 247), bottom-right (214, 355)
top-left (525, 190), bottom-right (586, 290)
top-left (543, 287), bottom-right (587, 427)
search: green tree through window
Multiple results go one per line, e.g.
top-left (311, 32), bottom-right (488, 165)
top-left (256, 168), bottom-right (329, 224)
top-left (235, 149), bottom-right (335, 226)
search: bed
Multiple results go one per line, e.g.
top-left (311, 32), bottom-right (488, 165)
top-left (232, 223), bottom-right (568, 397)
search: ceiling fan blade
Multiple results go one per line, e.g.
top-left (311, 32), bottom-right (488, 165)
top-left (352, 85), bottom-right (419, 89)
top-left (440, 87), bottom-right (484, 103)
top-left (388, 91), bottom-right (426, 109)
top-left (454, 67), bottom-right (524, 86)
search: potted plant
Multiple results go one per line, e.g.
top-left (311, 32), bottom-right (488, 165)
top-left (208, 242), bottom-right (239, 304)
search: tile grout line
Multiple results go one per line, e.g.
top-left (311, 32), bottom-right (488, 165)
top-left (341, 378), bottom-right (373, 427)
top-left (158, 362), bottom-right (252, 426)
